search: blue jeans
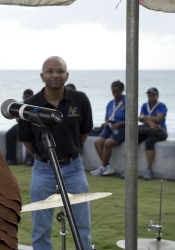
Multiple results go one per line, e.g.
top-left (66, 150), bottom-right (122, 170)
top-left (31, 156), bottom-right (91, 250)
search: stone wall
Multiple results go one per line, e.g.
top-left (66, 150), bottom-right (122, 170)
top-left (82, 137), bottom-right (175, 180)
top-left (1, 131), bottom-right (175, 180)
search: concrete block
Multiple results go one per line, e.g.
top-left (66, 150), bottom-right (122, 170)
top-left (82, 136), bottom-right (175, 180)
top-left (1, 128), bottom-right (175, 180)
top-left (82, 137), bottom-right (101, 170)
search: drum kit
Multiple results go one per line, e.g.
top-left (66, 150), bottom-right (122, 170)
top-left (116, 180), bottom-right (175, 250)
top-left (22, 179), bottom-right (175, 250)
top-left (16, 104), bottom-right (175, 250)
top-left (21, 191), bottom-right (112, 250)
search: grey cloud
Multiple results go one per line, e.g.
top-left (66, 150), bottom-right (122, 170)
top-left (0, 0), bottom-right (126, 31)
top-left (0, 0), bottom-right (174, 36)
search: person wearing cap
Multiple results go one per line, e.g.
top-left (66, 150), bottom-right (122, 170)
top-left (138, 87), bottom-right (168, 180)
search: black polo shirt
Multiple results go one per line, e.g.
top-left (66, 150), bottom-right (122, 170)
top-left (18, 87), bottom-right (93, 160)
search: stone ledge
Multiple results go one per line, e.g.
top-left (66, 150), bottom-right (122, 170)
top-left (1, 130), bottom-right (174, 180)
top-left (82, 136), bottom-right (175, 180)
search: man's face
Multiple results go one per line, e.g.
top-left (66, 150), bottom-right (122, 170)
top-left (112, 86), bottom-right (123, 99)
top-left (40, 57), bottom-right (69, 91)
top-left (147, 92), bottom-right (158, 102)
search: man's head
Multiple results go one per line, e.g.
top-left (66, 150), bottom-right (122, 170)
top-left (146, 87), bottom-right (159, 96)
top-left (65, 83), bottom-right (76, 91)
top-left (146, 87), bottom-right (159, 103)
top-left (40, 56), bottom-right (69, 91)
top-left (23, 89), bottom-right (33, 101)
top-left (111, 80), bottom-right (124, 100)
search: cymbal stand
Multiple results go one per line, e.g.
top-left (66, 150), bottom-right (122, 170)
top-left (55, 186), bottom-right (97, 250)
top-left (56, 186), bottom-right (68, 250)
top-left (28, 112), bottom-right (84, 250)
top-left (57, 207), bottom-right (68, 250)
top-left (148, 180), bottom-right (163, 240)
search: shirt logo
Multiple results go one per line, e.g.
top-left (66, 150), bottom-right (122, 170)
top-left (67, 106), bottom-right (79, 117)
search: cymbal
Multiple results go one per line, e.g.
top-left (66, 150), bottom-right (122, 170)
top-left (21, 192), bottom-right (112, 212)
top-left (117, 238), bottom-right (175, 250)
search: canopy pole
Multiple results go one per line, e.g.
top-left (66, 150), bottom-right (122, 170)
top-left (125, 0), bottom-right (139, 249)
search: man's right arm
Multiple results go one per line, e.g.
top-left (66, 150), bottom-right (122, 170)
top-left (23, 141), bottom-right (34, 157)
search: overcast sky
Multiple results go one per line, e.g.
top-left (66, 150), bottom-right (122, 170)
top-left (0, 0), bottom-right (175, 69)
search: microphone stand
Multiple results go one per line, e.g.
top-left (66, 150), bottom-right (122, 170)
top-left (28, 111), bottom-right (84, 250)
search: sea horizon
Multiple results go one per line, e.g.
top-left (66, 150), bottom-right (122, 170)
top-left (0, 69), bottom-right (175, 138)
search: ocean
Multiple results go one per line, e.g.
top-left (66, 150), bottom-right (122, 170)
top-left (0, 70), bottom-right (175, 139)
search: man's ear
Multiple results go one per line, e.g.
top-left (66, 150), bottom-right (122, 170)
top-left (66, 72), bottom-right (69, 82)
top-left (40, 73), bottom-right (44, 82)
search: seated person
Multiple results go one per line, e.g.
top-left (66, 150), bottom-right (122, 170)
top-left (5, 89), bottom-right (34, 166)
top-left (138, 87), bottom-right (168, 180)
top-left (65, 83), bottom-right (76, 90)
top-left (90, 80), bottom-right (125, 176)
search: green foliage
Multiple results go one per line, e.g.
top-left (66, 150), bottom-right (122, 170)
top-left (10, 166), bottom-right (175, 250)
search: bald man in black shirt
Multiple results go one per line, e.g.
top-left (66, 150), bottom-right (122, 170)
top-left (18, 56), bottom-right (93, 250)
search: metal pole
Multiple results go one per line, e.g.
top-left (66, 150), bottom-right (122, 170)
top-left (125, 0), bottom-right (139, 249)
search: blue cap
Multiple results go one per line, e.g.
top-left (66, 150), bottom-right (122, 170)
top-left (146, 87), bottom-right (159, 95)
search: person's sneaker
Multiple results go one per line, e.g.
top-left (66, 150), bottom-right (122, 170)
top-left (103, 165), bottom-right (116, 176)
top-left (90, 166), bottom-right (106, 176)
top-left (143, 168), bottom-right (153, 180)
top-left (120, 171), bottom-right (125, 179)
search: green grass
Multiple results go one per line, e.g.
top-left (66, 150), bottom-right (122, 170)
top-left (10, 165), bottom-right (175, 250)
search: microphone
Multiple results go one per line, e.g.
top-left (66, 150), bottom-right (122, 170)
top-left (1, 99), bottom-right (63, 126)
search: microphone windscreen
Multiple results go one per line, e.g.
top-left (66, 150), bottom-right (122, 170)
top-left (1, 99), bottom-right (18, 119)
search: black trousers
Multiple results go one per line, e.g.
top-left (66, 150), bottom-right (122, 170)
top-left (138, 129), bottom-right (168, 151)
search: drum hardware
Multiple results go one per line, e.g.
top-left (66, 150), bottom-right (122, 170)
top-left (56, 207), bottom-right (68, 250)
top-left (116, 180), bottom-right (175, 249)
top-left (148, 180), bottom-right (163, 241)
top-left (54, 186), bottom-right (99, 250)
top-left (55, 186), bottom-right (68, 250)
top-left (56, 208), bottom-right (97, 250)
top-left (22, 191), bottom-right (111, 250)
top-left (91, 244), bottom-right (97, 250)
top-left (21, 192), bottom-right (112, 212)
top-left (117, 238), bottom-right (175, 249)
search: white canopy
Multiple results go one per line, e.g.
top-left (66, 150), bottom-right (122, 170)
top-left (0, 0), bottom-right (76, 6)
top-left (140, 0), bottom-right (175, 13)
